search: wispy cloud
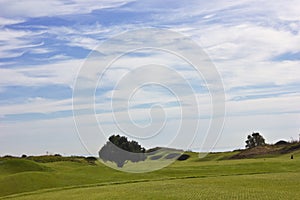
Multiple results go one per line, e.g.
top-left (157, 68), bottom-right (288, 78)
top-left (0, 0), bottom-right (135, 18)
top-left (0, 17), bottom-right (24, 27)
top-left (0, 28), bottom-right (44, 58)
top-left (0, 59), bottom-right (82, 88)
top-left (0, 0), bottom-right (300, 155)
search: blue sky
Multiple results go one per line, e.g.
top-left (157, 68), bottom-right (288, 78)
top-left (0, 0), bottom-right (300, 156)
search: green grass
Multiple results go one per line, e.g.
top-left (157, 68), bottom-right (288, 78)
top-left (6, 172), bottom-right (300, 200)
top-left (0, 159), bottom-right (50, 175)
top-left (0, 151), bottom-right (300, 199)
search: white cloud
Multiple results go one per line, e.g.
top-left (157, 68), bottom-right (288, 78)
top-left (174, 23), bottom-right (300, 62)
top-left (171, 18), bottom-right (300, 93)
top-left (215, 60), bottom-right (300, 91)
top-left (47, 24), bottom-right (128, 52)
top-left (253, 1), bottom-right (300, 21)
top-left (226, 93), bottom-right (300, 116)
top-left (0, 28), bottom-right (46, 58)
top-left (66, 36), bottom-right (100, 50)
top-left (0, 97), bottom-right (72, 115)
top-left (0, 0), bottom-right (135, 18)
top-left (0, 59), bottom-right (83, 89)
top-left (0, 17), bottom-right (24, 26)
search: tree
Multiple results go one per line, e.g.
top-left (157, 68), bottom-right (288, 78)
top-left (245, 132), bottom-right (266, 149)
top-left (85, 156), bottom-right (97, 165)
top-left (98, 135), bottom-right (146, 167)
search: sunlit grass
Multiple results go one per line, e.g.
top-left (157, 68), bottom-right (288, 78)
top-left (0, 151), bottom-right (299, 199)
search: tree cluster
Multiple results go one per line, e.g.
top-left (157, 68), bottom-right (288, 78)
top-left (98, 135), bottom-right (146, 168)
top-left (245, 132), bottom-right (266, 148)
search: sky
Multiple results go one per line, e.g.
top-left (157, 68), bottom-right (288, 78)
top-left (0, 0), bottom-right (300, 156)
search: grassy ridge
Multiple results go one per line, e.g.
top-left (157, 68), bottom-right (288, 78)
top-left (0, 159), bottom-right (50, 175)
top-left (0, 149), bottom-right (300, 199)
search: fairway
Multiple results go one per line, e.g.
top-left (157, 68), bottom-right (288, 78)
top-left (1, 151), bottom-right (300, 199)
top-left (4, 173), bottom-right (300, 200)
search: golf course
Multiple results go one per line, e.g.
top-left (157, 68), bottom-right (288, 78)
top-left (1, 0), bottom-right (300, 199)
top-left (1, 143), bottom-right (300, 199)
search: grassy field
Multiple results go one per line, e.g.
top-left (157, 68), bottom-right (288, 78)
top-left (1, 149), bottom-right (300, 199)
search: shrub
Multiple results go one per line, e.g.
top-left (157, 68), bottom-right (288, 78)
top-left (177, 154), bottom-right (190, 161)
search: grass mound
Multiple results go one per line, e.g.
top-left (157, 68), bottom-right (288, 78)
top-left (164, 153), bottom-right (180, 159)
top-left (0, 159), bottom-right (50, 175)
top-left (231, 142), bottom-right (300, 159)
top-left (26, 155), bottom-right (86, 163)
top-left (149, 155), bottom-right (163, 160)
top-left (198, 151), bottom-right (240, 161)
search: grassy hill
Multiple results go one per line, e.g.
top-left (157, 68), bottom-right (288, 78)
top-left (0, 159), bottom-right (51, 175)
top-left (230, 142), bottom-right (300, 159)
top-left (0, 144), bottom-right (300, 199)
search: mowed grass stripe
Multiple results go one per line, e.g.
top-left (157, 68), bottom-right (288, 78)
top-left (3, 172), bottom-right (300, 200)
top-left (1, 169), bottom-right (298, 199)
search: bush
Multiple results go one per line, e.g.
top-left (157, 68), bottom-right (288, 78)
top-left (177, 154), bottom-right (190, 161)
top-left (275, 140), bottom-right (288, 146)
top-left (85, 156), bottom-right (97, 165)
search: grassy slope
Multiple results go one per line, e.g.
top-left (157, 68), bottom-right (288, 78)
top-left (0, 159), bottom-right (51, 175)
top-left (0, 150), bottom-right (300, 199)
top-left (231, 142), bottom-right (300, 159)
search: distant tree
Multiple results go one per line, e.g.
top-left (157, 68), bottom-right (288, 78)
top-left (245, 132), bottom-right (266, 149)
top-left (275, 140), bottom-right (288, 146)
top-left (98, 135), bottom-right (146, 167)
top-left (21, 154), bottom-right (27, 158)
top-left (85, 156), bottom-right (97, 165)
